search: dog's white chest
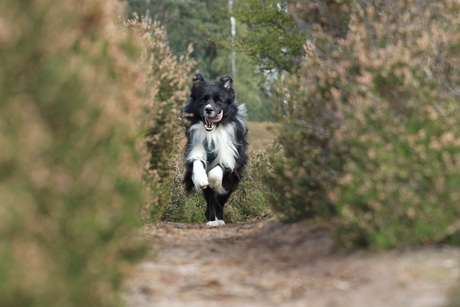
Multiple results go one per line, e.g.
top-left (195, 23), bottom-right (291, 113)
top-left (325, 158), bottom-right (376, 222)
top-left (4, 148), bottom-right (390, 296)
top-left (187, 123), bottom-right (239, 170)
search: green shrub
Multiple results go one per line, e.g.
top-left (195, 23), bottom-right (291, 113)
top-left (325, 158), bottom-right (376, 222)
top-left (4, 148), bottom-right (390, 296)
top-left (335, 102), bottom-right (460, 249)
top-left (266, 0), bottom-right (460, 251)
top-left (263, 26), bottom-right (349, 222)
top-left (333, 1), bottom-right (460, 249)
top-left (161, 149), bottom-right (206, 224)
top-left (0, 1), bottom-right (146, 306)
top-left (128, 20), bottom-right (195, 221)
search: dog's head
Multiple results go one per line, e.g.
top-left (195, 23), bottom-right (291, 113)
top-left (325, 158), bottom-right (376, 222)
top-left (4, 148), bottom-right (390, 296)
top-left (184, 73), bottom-right (235, 131)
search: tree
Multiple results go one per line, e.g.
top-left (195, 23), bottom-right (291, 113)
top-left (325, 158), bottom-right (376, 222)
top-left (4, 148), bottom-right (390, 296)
top-left (126, 0), bottom-right (226, 78)
top-left (219, 0), bottom-right (350, 73)
top-left (126, 0), bottom-right (280, 121)
top-left (210, 0), bottom-right (351, 119)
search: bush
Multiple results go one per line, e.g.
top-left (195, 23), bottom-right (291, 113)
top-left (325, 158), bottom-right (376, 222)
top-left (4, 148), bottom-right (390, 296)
top-left (268, 0), bottom-right (460, 250)
top-left (128, 20), bottom-right (195, 221)
top-left (0, 1), bottom-right (146, 306)
top-left (335, 102), bottom-right (460, 248)
top-left (333, 1), bottom-right (460, 249)
top-left (264, 24), bottom-right (348, 222)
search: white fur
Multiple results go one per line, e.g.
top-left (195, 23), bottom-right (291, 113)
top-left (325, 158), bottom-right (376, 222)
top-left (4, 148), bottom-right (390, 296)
top-left (187, 144), bottom-right (206, 164)
top-left (186, 104), bottom-right (247, 171)
top-left (236, 104), bottom-right (248, 129)
top-left (208, 166), bottom-right (226, 194)
top-left (206, 219), bottom-right (226, 226)
top-left (187, 122), bottom-right (238, 170)
top-left (192, 160), bottom-right (208, 190)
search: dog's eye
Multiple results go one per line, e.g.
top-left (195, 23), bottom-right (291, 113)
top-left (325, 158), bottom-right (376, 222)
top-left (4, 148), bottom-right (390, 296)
top-left (216, 99), bottom-right (222, 104)
top-left (201, 95), bottom-right (210, 103)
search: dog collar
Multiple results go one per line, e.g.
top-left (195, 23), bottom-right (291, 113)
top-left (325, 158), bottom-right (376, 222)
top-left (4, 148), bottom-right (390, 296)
top-left (203, 139), bottom-right (217, 165)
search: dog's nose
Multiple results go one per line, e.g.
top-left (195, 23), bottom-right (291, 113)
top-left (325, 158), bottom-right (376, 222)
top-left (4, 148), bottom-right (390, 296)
top-left (205, 106), bottom-right (213, 114)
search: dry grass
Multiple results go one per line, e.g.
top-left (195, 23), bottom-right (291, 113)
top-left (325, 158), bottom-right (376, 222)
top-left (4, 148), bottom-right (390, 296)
top-left (247, 121), bottom-right (278, 152)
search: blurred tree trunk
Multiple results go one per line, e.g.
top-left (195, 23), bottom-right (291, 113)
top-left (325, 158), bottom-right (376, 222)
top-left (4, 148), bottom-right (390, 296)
top-left (229, 0), bottom-right (236, 78)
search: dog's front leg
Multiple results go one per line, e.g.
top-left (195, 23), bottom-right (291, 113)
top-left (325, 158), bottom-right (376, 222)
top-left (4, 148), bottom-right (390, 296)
top-left (192, 160), bottom-right (208, 190)
top-left (208, 165), bottom-right (226, 195)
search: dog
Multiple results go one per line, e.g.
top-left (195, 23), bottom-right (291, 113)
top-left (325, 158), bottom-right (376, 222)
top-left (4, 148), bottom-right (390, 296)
top-left (183, 73), bottom-right (248, 226)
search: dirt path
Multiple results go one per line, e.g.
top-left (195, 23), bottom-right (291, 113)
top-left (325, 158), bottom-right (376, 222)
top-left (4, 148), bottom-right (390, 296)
top-left (123, 216), bottom-right (460, 307)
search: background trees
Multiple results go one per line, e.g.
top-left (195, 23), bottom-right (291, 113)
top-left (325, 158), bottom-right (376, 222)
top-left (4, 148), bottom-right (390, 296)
top-left (126, 0), bottom-right (277, 121)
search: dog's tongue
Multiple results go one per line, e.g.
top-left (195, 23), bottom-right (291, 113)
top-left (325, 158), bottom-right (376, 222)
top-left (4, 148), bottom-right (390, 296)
top-left (207, 110), bottom-right (223, 124)
top-left (204, 110), bottom-right (223, 131)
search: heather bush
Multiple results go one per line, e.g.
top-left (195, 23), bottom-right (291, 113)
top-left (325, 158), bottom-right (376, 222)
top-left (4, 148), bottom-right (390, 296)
top-left (128, 20), bottom-right (195, 221)
top-left (333, 0), bottom-right (460, 249)
top-left (264, 22), bottom-right (349, 222)
top-left (161, 150), bottom-right (205, 224)
top-left (269, 0), bottom-right (460, 248)
top-left (0, 1), bottom-right (146, 306)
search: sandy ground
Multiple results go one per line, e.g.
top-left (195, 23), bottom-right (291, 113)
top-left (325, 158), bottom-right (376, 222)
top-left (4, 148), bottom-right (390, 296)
top-left (123, 216), bottom-right (460, 307)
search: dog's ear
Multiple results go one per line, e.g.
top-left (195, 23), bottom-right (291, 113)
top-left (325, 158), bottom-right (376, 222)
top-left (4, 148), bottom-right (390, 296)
top-left (218, 75), bottom-right (233, 90)
top-left (192, 73), bottom-right (206, 85)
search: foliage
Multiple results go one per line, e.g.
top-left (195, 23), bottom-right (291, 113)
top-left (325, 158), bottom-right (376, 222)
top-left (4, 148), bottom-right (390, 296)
top-left (0, 1), bottom-right (146, 306)
top-left (212, 50), bottom-right (276, 121)
top-left (126, 0), bottom-right (276, 122)
top-left (212, 0), bottom-right (353, 121)
top-left (263, 5), bottom-right (350, 221)
top-left (225, 151), bottom-right (275, 223)
top-left (228, 0), bottom-right (306, 73)
top-left (127, 20), bottom-right (195, 221)
top-left (333, 0), bottom-right (460, 249)
top-left (160, 150), bottom-right (207, 224)
top-left (267, 0), bottom-right (460, 249)
top-left (163, 150), bottom-right (274, 224)
top-left (126, 0), bottom-right (224, 78)
top-left (222, 0), bottom-right (351, 73)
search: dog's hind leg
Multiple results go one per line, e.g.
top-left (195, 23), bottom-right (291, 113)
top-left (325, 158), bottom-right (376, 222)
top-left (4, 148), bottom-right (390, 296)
top-left (216, 193), bottom-right (231, 221)
top-left (204, 188), bottom-right (225, 226)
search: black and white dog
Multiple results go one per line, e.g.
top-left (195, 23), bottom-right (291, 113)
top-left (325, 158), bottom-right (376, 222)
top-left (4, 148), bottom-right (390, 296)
top-left (183, 73), bottom-right (248, 226)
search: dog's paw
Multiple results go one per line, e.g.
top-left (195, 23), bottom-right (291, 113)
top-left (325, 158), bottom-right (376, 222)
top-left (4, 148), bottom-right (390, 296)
top-left (192, 160), bottom-right (208, 190)
top-left (208, 166), bottom-right (226, 194)
top-left (192, 171), bottom-right (208, 190)
top-left (206, 220), bottom-right (226, 226)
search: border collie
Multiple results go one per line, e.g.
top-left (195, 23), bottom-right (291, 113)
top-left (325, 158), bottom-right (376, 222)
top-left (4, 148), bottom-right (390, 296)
top-left (183, 73), bottom-right (248, 226)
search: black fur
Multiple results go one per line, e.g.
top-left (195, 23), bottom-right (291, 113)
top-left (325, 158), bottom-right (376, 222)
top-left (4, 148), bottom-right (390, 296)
top-left (183, 73), bottom-right (248, 224)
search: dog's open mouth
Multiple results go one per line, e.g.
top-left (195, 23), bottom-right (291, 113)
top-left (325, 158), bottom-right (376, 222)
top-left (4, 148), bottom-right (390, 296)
top-left (204, 110), bottom-right (223, 131)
